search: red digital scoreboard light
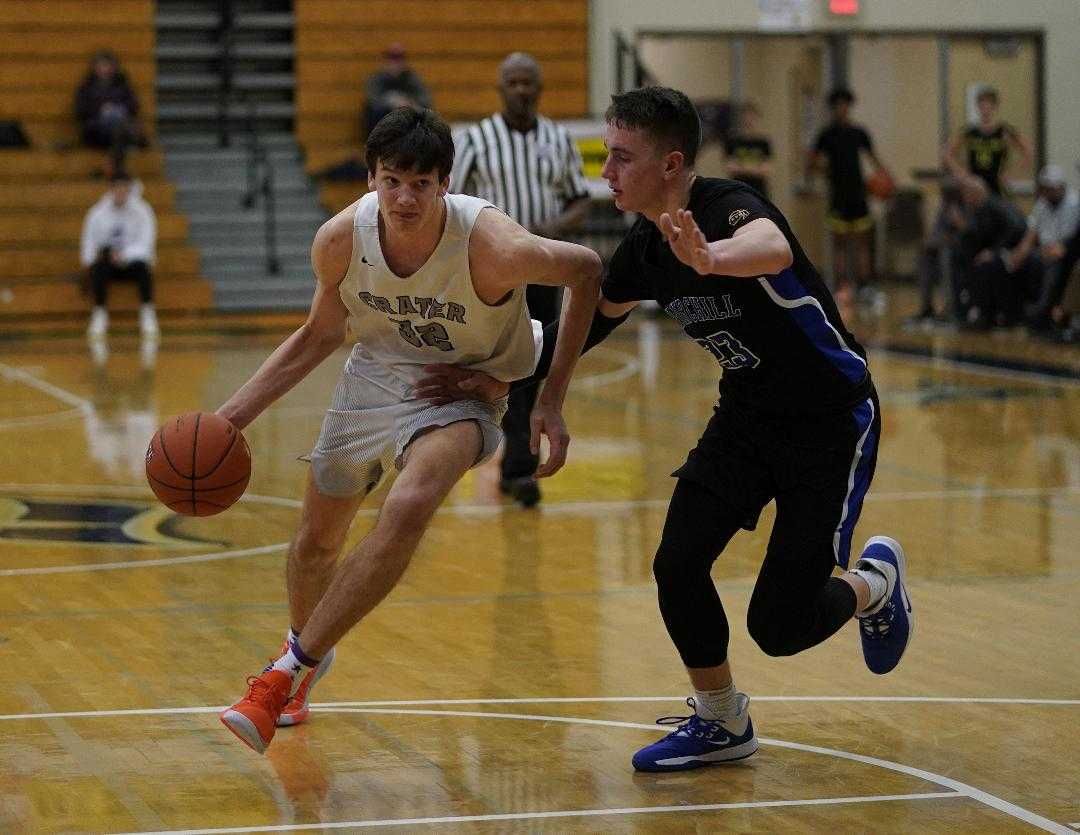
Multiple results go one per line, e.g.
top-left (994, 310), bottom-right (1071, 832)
top-left (829, 0), bottom-right (860, 15)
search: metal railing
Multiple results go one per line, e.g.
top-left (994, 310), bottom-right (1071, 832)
top-left (217, 0), bottom-right (236, 147)
top-left (216, 0), bottom-right (281, 274)
top-left (613, 31), bottom-right (656, 93)
top-left (240, 94), bottom-right (280, 275)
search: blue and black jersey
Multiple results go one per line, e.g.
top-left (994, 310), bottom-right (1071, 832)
top-left (601, 177), bottom-right (872, 416)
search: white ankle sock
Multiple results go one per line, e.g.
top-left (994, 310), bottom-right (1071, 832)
top-left (852, 564), bottom-right (888, 614)
top-left (693, 682), bottom-right (739, 722)
top-left (267, 641), bottom-right (316, 697)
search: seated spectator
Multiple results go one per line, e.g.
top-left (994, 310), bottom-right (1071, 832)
top-left (75, 51), bottom-right (148, 172)
top-left (362, 44), bottom-right (432, 138)
top-left (79, 171), bottom-right (158, 340)
top-left (724, 101), bottom-right (772, 199)
top-left (1012, 165), bottom-right (1080, 332)
top-left (913, 178), bottom-right (965, 323)
top-left (950, 175), bottom-right (1029, 328)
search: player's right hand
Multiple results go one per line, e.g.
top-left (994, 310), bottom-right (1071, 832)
top-left (530, 402), bottom-right (570, 478)
top-left (659, 209), bottom-right (714, 275)
top-left (414, 364), bottom-right (509, 405)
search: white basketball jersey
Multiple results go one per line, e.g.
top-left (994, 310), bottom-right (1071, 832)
top-left (338, 191), bottom-right (542, 386)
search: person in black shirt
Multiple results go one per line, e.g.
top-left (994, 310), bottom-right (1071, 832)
top-left (808, 89), bottom-right (891, 305)
top-left (723, 101), bottom-right (772, 199)
top-left (949, 175), bottom-right (1031, 327)
top-left (944, 86), bottom-right (1031, 196)
top-left (416, 86), bottom-right (914, 773)
top-left (74, 51), bottom-right (148, 174)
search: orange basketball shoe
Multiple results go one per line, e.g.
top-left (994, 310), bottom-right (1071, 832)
top-left (278, 646), bottom-right (335, 727)
top-left (220, 670), bottom-right (291, 753)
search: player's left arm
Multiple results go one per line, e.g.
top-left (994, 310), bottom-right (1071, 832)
top-left (660, 210), bottom-right (792, 277)
top-left (471, 209), bottom-right (602, 476)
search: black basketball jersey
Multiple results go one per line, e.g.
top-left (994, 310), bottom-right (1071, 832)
top-left (602, 177), bottom-right (871, 415)
top-left (965, 125), bottom-right (1011, 194)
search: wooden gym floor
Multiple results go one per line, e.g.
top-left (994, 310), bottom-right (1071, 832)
top-left (0, 299), bottom-right (1078, 833)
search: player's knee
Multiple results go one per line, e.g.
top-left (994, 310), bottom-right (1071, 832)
top-left (746, 605), bottom-right (799, 657)
top-left (652, 544), bottom-right (705, 591)
top-left (292, 524), bottom-right (345, 566)
top-left (380, 486), bottom-right (439, 534)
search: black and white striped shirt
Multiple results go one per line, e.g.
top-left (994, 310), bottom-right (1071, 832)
top-left (451, 113), bottom-right (590, 230)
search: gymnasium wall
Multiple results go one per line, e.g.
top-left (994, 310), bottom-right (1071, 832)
top-left (590, 0), bottom-right (1080, 187)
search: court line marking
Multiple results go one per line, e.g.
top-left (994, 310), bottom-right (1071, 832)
top-left (0, 361), bottom-right (94, 410)
top-left (870, 346), bottom-right (1080, 389)
top-left (0, 361), bottom-right (94, 430)
top-left (1, 482), bottom-right (1076, 575)
top-left (3, 694), bottom-right (1077, 722)
top-left (0, 406), bottom-right (87, 430)
top-left (118, 792), bottom-right (963, 834)
top-left (0, 543), bottom-right (288, 577)
top-left (0, 700), bottom-right (1068, 831)
top-left (47, 703), bottom-right (1063, 834)
top-left (0, 487), bottom-right (296, 576)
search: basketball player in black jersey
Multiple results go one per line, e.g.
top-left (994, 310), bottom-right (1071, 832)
top-left (944, 86), bottom-right (1031, 196)
top-left (418, 87), bottom-right (914, 773)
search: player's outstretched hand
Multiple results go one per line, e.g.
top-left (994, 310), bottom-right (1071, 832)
top-left (414, 364), bottom-right (509, 405)
top-left (659, 209), bottom-right (713, 275)
top-left (530, 402), bottom-right (569, 478)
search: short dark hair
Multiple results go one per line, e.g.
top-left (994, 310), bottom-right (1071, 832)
top-left (605, 86), bottom-right (701, 167)
top-left (976, 86), bottom-right (999, 105)
top-left (110, 169), bottom-right (132, 184)
top-left (364, 107), bottom-right (454, 180)
top-left (828, 88), bottom-right (855, 107)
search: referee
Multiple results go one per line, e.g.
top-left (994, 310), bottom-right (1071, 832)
top-left (450, 52), bottom-right (591, 506)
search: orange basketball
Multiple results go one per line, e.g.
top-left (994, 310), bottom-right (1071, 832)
top-left (867, 169), bottom-right (896, 200)
top-left (145, 412), bottom-right (251, 517)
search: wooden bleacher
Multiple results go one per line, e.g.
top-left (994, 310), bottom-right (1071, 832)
top-left (294, 0), bottom-right (589, 213)
top-left (0, 0), bottom-right (212, 322)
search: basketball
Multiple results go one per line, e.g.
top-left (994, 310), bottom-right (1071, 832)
top-left (866, 169), bottom-right (896, 200)
top-left (145, 412), bottom-right (251, 517)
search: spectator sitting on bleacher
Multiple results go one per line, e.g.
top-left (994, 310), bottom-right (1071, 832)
top-left (75, 51), bottom-right (148, 173)
top-left (80, 171), bottom-right (158, 341)
top-left (949, 175), bottom-right (1029, 329)
top-left (361, 43), bottom-right (431, 138)
top-left (1012, 165), bottom-right (1080, 333)
top-left (912, 178), bottom-right (965, 324)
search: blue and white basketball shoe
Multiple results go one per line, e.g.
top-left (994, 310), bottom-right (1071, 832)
top-left (631, 693), bottom-right (758, 772)
top-left (856, 535), bottom-right (914, 674)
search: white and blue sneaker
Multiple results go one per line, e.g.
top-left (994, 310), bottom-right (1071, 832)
top-left (856, 536), bottom-right (914, 674)
top-left (631, 694), bottom-right (758, 772)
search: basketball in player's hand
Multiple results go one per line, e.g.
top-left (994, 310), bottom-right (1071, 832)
top-left (867, 169), bottom-right (896, 200)
top-left (146, 412), bottom-right (251, 516)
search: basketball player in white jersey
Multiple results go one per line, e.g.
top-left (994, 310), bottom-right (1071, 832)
top-left (216, 107), bottom-right (602, 754)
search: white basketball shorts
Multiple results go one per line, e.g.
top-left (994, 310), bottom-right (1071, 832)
top-left (309, 354), bottom-right (507, 498)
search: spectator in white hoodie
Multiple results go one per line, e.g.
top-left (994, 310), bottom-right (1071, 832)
top-left (80, 170), bottom-right (157, 339)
